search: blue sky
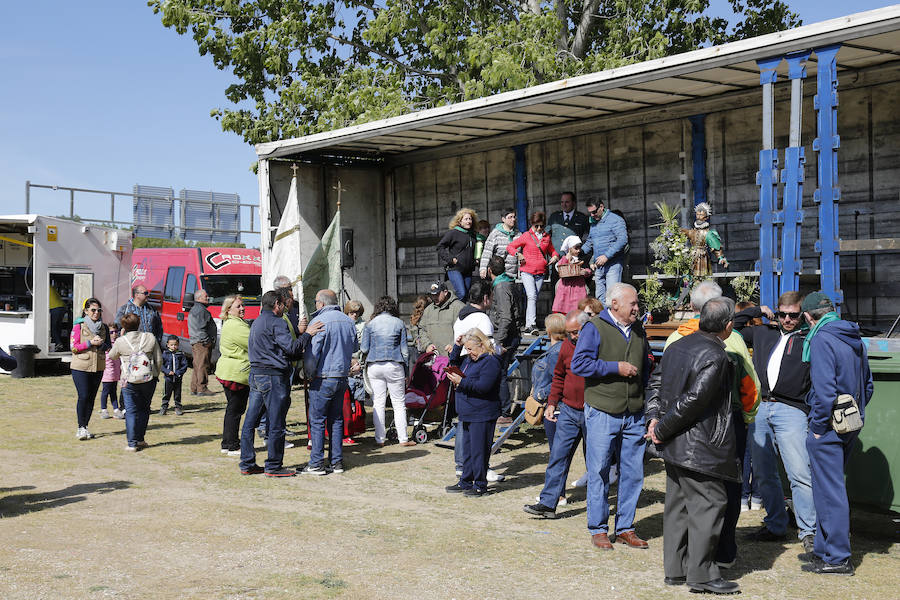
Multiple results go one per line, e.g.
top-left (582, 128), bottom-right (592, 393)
top-left (1, 1), bottom-right (894, 249)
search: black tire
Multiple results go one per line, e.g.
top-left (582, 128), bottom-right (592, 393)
top-left (413, 426), bottom-right (428, 444)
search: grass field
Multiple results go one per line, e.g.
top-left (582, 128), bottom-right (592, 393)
top-left (0, 370), bottom-right (897, 599)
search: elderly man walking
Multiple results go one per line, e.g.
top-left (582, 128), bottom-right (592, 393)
top-left (571, 282), bottom-right (651, 550)
top-left (799, 292), bottom-right (873, 575)
top-left (302, 289), bottom-right (359, 476)
top-left (239, 291), bottom-right (322, 477)
top-left (647, 297), bottom-right (741, 595)
top-left (188, 289), bottom-right (218, 396)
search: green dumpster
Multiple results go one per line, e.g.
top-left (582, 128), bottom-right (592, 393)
top-left (845, 348), bottom-right (900, 512)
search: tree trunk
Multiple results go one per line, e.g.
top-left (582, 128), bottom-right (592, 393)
top-left (571, 0), bottom-right (602, 59)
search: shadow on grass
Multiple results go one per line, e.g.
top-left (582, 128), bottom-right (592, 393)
top-left (0, 481), bottom-right (131, 518)
top-left (179, 400), bottom-right (226, 414)
top-left (164, 433), bottom-right (222, 446)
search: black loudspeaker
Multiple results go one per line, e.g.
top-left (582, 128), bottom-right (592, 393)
top-left (340, 228), bottom-right (354, 268)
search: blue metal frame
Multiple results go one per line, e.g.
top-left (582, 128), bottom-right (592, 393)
top-left (755, 58), bottom-right (781, 310)
top-left (780, 52), bottom-right (811, 296)
top-left (513, 145), bottom-right (528, 233)
top-left (812, 45), bottom-right (843, 312)
top-left (689, 114), bottom-right (707, 206)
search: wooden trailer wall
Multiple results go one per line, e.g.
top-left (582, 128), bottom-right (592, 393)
top-left (389, 63), bottom-right (900, 328)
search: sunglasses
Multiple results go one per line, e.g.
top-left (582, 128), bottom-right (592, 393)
top-left (88, 308), bottom-right (102, 313)
top-left (135, 290), bottom-right (149, 295)
top-left (776, 311), bottom-right (801, 319)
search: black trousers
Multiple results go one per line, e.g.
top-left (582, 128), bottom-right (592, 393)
top-left (162, 377), bottom-right (183, 408)
top-left (663, 462), bottom-right (727, 585)
top-left (716, 411), bottom-right (748, 564)
top-left (222, 385), bottom-right (250, 451)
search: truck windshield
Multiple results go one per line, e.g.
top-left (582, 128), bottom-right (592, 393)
top-left (201, 276), bottom-right (262, 306)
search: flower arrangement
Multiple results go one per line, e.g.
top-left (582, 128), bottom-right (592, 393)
top-left (648, 202), bottom-right (691, 277)
top-left (731, 275), bottom-right (759, 303)
top-left (639, 273), bottom-right (674, 313)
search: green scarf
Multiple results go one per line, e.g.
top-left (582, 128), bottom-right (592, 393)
top-left (492, 273), bottom-right (514, 287)
top-left (588, 209), bottom-right (608, 225)
top-left (802, 311), bottom-right (840, 363)
top-left (454, 226), bottom-right (471, 234)
top-left (495, 222), bottom-right (516, 242)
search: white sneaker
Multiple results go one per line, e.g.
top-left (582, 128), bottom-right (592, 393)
top-left (284, 441), bottom-right (295, 449)
top-left (740, 501), bottom-right (751, 513)
top-left (99, 409), bottom-right (110, 419)
top-left (558, 496), bottom-right (568, 506)
top-left (82, 428), bottom-right (94, 439)
top-left (455, 468), bottom-right (463, 477)
top-left (750, 499), bottom-right (763, 511)
top-left (571, 473), bottom-right (588, 488)
top-left (486, 469), bottom-right (505, 482)
top-left (226, 450), bottom-right (241, 457)
top-left (76, 427), bottom-right (85, 440)
top-left (113, 409), bottom-right (124, 419)
top-left (124, 445), bottom-right (137, 452)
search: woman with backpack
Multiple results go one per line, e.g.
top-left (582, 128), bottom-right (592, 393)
top-left (70, 298), bottom-right (111, 440)
top-left (506, 211), bottom-right (559, 335)
top-left (109, 312), bottom-right (163, 451)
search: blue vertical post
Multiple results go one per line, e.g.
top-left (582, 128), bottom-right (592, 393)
top-left (689, 115), bottom-right (707, 206)
top-left (812, 45), bottom-right (843, 313)
top-left (780, 52), bottom-right (810, 296)
top-left (755, 57), bottom-right (781, 310)
top-left (513, 145), bottom-right (528, 232)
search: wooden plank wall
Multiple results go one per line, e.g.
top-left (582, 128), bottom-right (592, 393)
top-left (390, 76), bottom-right (900, 328)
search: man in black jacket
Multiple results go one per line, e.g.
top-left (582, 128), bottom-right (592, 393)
top-left (646, 297), bottom-right (740, 595)
top-left (734, 291), bottom-right (816, 550)
top-left (487, 256), bottom-right (522, 422)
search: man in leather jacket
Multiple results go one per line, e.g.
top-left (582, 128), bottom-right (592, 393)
top-left (646, 297), bottom-right (741, 595)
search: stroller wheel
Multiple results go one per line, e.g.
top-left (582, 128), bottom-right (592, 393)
top-left (413, 426), bottom-right (428, 445)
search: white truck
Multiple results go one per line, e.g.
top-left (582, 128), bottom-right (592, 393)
top-left (0, 215), bottom-right (132, 369)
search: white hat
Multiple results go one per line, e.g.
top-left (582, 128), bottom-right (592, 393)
top-left (560, 235), bottom-right (583, 253)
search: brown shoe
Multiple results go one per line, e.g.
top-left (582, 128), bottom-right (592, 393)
top-left (399, 441), bottom-right (416, 447)
top-left (591, 533), bottom-right (613, 550)
top-left (615, 531), bottom-right (649, 549)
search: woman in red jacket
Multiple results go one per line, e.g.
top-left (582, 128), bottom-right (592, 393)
top-left (507, 211), bottom-right (559, 335)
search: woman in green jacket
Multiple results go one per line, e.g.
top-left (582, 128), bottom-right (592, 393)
top-left (215, 295), bottom-right (251, 455)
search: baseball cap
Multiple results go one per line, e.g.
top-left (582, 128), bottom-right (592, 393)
top-left (800, 291), bottom-right (833, 313)
top-left (429, 281), bottom-right (448, 295)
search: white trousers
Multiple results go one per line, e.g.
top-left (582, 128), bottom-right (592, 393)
top-left (367, 361), bottom-right (408, 443)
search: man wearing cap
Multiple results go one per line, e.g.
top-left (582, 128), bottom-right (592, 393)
top-left (417, 281), bottom-right (464, 355)
top-left (799, 292), bottom-right (873, 576)
top-left (581, 199), bottom-right (628, 304)
top-left (733, 291), bottom-right (816, 552)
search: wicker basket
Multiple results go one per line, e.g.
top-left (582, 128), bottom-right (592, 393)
top-left (557, 262), bottom-right (583, 279)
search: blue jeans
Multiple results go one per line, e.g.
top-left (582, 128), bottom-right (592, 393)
top-left (539, 403), bottom-right (586, 509)
top-left (446, 270), bottom-right (471, 303)
top-left (750, 401), bottom-right (816, 539)
top-left (807, 429), bottom-right (858, 564)
top-left (520, 272), bottom-right (544, 330)
top-left (309, 377), bottom-right (347, 468)
top-left (593, 261), bottom-right (623, 305)
top-left (239, 373), bottom-right (291, 472)
top-left (122, 379), bottom-right (156, 447)
top-left (741, 439), bottom-right (760, 503)
top-left (585, 405), bottom-right (645, 535)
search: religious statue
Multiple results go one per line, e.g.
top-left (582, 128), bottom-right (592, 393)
top-left (683, 202), bottom-right (728, 277)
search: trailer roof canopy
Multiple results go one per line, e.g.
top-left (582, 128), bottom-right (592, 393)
top-left (256, 6), bottom-right (900, 163)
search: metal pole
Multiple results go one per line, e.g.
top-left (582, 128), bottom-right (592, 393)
top-left (755, 57), bottom-right (781, 310)
top-left (813, 44), bottom-right (843, 313)
top-left (25, 180), bottom-right (30, 213)
top-left (70, 189), bottom-right (75, 218)
top-left (110, 193), bottom-right (116, 223)
top-left (513, 145), bottom-right (528, 233)
top-left (780, 51), bottom-right (811, 297)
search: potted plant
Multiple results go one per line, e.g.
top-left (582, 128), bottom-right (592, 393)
top-left (639, 274), bottom-right (674, 323)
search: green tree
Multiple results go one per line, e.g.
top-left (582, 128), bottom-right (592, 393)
top-left (132, 236), bottom-right (247, 248)
top-left (149, 0), bottom-right (799, 144)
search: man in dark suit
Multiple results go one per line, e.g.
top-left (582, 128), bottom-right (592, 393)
top-left (546, 191), bottom-right (590, 255)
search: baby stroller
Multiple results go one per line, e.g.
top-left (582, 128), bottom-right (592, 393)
top-left (391, 351), bottom-right (454, 444)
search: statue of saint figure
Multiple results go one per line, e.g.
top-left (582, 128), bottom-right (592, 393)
top-left (683, 202), bottom-right (728, 277)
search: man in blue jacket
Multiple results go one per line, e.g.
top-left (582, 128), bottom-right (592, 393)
top-left (302, 289), bottom-right (359, 476)
top-left (572, 282), bottom-right (651, 551)
top-left (581, 199), bottom-right (628, 304)
top-left (239, 291), bottom-right (322, 477)
top-left (799, 292), bottom-right (873, 576)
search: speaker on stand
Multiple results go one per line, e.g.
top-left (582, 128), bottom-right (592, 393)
top-left (340, 228), bottom-right (354, 303)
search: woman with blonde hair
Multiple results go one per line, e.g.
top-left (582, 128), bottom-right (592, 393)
top-left (445, 328), bottom-right (501, 496)
top-left (214, 294), bottom-right (251, 455)
top-left (437, 207), bottom-right (478, 302)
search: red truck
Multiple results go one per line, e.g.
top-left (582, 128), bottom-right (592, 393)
top-left (130, 248), bottom-right (262, 354)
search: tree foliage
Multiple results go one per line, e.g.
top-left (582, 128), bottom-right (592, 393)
top-left (149, 0), bottom-right (799, 144)
top-left (132, 236), bottom-right (246, 248)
